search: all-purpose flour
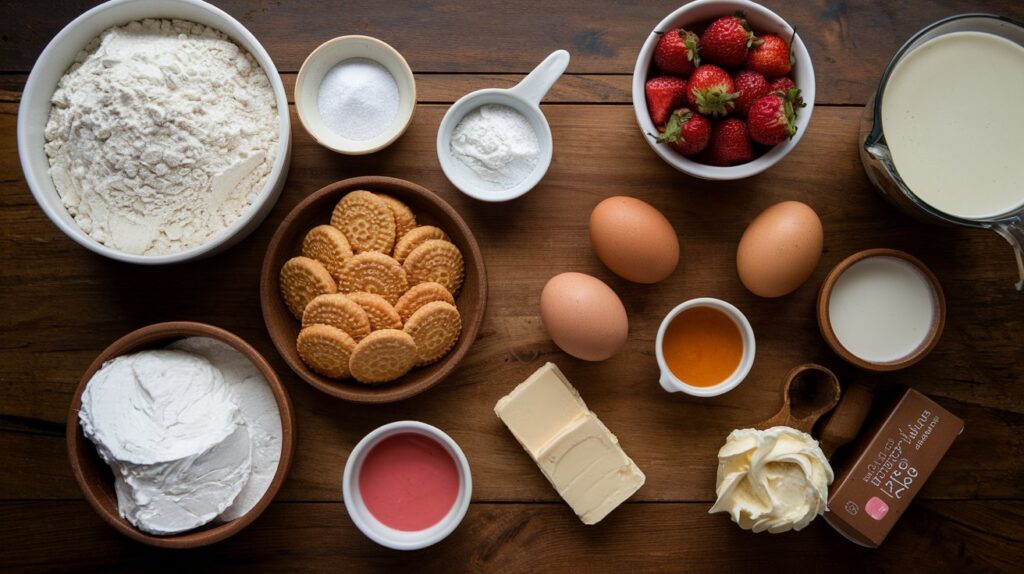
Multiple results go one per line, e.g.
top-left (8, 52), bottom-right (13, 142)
top-left (44, 19), bottom-right (280, 256)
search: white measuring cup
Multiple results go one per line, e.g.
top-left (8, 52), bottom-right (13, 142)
top-left (436, 50), bottom-right (570, 202)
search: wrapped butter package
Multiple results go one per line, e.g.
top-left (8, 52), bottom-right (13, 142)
top-left (494, 363), bottom-right (645, 525)
top-left (825, 386), bottom-right (963, 547)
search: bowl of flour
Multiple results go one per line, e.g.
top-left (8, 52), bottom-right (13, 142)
top-left (17, 0), bottom-right (292, 264)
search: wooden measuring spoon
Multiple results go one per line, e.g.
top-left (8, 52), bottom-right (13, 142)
top-left (818, 383), bottom-right (874, 457)
top-left (755, 364), bottom-right (842, 434)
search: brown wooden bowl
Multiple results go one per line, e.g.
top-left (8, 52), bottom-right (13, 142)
top-left (817, 248), bottom-right (946, 372)
top-left (260, 176), bottom-right (487, 403)
top-left (66, 322), bottom-right (296, 549)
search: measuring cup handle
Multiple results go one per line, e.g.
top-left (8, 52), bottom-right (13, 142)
top-left (659, 370), bottom-right (680, 393)
top-left (509, 50), bottom-right (571, 106)
top-left (995, 219), bottom-right (1024, 291)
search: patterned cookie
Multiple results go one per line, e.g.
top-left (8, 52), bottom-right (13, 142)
top-left (331, 190), bottom-right (396, 254)
top-left (403, 239), bottom-right (465, 294)
top-left (338, 252), bottom-right (409, 305)
top-left (280, 256), bottom-right (337, 319)
top-left (346, 292), bottom-right (403, 331)
top-left (302, 225), bottom-right (352, 283)
top-left (393, 225), bottom-right (450, 264)
top-left (296, 324), bottom-right (357, 379)
top-left (403, 301), bottom-right (462, 367)
top-left (376, 194), bottom-right (417, 239)
top-left (302, 294), bottom-right (371, 341)
top-left (395, 282), bottom-right (456, 323)
top-left (348, 329), bottom-right (417, 384)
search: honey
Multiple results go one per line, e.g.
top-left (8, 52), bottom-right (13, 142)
top-left (662, 306), bottom-right (744, 387)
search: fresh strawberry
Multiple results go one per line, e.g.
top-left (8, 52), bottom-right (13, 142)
top-left (686, 65), bottom-right (739, 117)
top-left (700, 12), bottom-right (759, 68)
top-left (732, 70), bottom-right (768, 116)
top-left (747, 88), bottom-right (805, 145)
top-left (747, 33), bottom-right (793, 77)
top-left (645, 75), bottom-right (689, 126)
top-left (656, 108), bottom-right (711, 156)
top-left (705, 118), bottom-right (754, 166)
top-left (767, 76), bottom-right (796, 94)
top-left (654, 28), bottom-right (700, 76)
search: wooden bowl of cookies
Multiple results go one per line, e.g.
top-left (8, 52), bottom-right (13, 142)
top-left (260, 176), bottom-right (487, 403)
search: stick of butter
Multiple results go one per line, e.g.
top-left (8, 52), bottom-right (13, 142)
top-left (494, 362), bottom-right (645, 525)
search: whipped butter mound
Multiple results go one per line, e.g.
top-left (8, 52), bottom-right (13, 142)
top-left (709, 426), bottom-right (833, 534)
top-left (79, 350), bottom-right (252, 535)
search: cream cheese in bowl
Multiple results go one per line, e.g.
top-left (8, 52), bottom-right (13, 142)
top-left (78, 337), bottom-right (282, 535)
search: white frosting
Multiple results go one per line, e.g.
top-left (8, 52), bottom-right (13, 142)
top-left (168, 337), bottom-right (282, 521)
top-left (79, 349), bottom-right (253, 535)
top-left (709, 426), bottom-right (833, 533)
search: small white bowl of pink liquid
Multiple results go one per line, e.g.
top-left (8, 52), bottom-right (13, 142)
top-left (343, 421), bottom-right (472, 550)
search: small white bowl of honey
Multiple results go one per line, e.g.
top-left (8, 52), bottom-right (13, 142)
top-left (655, 298), bottom-right (756, 398)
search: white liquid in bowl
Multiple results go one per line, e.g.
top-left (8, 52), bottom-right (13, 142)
top-left (881, 31), bottom-right (1024, 220)
top-left (828, 256), bottom-right (937, 363)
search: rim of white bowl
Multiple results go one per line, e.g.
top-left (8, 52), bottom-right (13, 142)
top-left (631, 0), bottom-right (816, 180)
top-left (342, 421), bottom-right (473, 551)
top-left (17, 0), bottom-right (292, 264)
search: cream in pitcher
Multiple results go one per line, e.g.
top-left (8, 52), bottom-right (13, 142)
top-left (880, 31), bottom-right (1024, 220)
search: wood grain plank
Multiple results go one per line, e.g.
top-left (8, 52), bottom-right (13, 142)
top-left (2, 104), bottom-right (1022, 503)
top-left (1, 500), bottom-right (1021, 572)
top-left (3, 1), bottom-right (1023, 104)
top-left (0, 73), bottom-right (635, 105)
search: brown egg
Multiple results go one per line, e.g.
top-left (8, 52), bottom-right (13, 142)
top-left (589, 196), bottom-right (680, 284)
top-left (540, 272), bottom-right (628, 361)
top-left (736, 201), bottom-right (823, 298)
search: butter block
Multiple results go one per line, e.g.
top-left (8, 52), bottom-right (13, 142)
top-left (495, 362), bottom-right (645, 525)
top-left (494, 362), bottom-right (587, 457)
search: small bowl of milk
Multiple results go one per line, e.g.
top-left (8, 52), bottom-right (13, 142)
top-left (817, 249), bottom-right (946, 371)
top-left (437, 50), bottom-right (570, 202)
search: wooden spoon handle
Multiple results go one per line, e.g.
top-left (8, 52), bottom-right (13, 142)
top-left (819, 383), bottom-right (874, 458)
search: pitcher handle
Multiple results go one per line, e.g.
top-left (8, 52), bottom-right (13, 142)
top-left (509, 50), bottom-right (570, 106)
top-left (994, 219), bottom-right (1024, 291)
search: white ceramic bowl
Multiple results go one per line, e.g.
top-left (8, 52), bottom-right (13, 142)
top-left (632, 0), bottom-right (815, 180)
top-left (17, 0), bottom-right (292, 265)
top-left (342, 421), bottom-right (472, 550)
top-left (295, 36), bottom-right (416, 155)
top-left (437, 50), bottom-right (569, 202)
top-left (655, 297), bottom-right (756, 397)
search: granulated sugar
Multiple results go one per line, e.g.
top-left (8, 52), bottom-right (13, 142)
top-left (317, 59), bottom-right (400, 141)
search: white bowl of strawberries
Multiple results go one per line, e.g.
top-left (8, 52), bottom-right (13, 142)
top-left (633, 0), bottom-right (815, 180)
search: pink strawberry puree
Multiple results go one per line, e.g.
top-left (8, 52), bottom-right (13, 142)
top-left (358, 433), bottom-right (460, 531)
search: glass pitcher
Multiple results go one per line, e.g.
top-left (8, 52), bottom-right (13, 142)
top-left (860, 13), bottom-right (1024, 290)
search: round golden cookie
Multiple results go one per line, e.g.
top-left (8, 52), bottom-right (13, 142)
top-left (338, 252), bottom-right (409, 305)
top-left (403, 239), bottom-right (465, 294)
top-left (302, 294), bottom-right (371, 341)
top-left (393, 225), bottom-right (450, 264)
top-left (348, 329), bottom-right (417, 384)
top-left (395, 282), bottom-right (456, 323)
top-left (280, 256), bottom-right (337, 319)
top-left (376, 194), bottom-right (417, 239)
top-left (346, 292), bottom-right (403, 331)
top-left (403, 301), bottom-right (462, 367)
top-left (302, 225), bottom-right (352, 283)
top-left (297, 324), bottom-right (357, 379)
top-left (330, 190), bottom-right (396, 254)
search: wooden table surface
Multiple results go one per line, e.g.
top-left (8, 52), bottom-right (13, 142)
top-left (3, 1), bottom-right (1024, 571)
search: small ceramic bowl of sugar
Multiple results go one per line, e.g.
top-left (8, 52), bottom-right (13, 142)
top-left (296, 35), bottom-right (416, 155)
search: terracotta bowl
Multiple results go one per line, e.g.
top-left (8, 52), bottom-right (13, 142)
top-left (260, 176), bottom-right (487, 403)
top-left (817, 248), bottom-right (946, 372)
top-left (66, 321), bottom-right (296, 548)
